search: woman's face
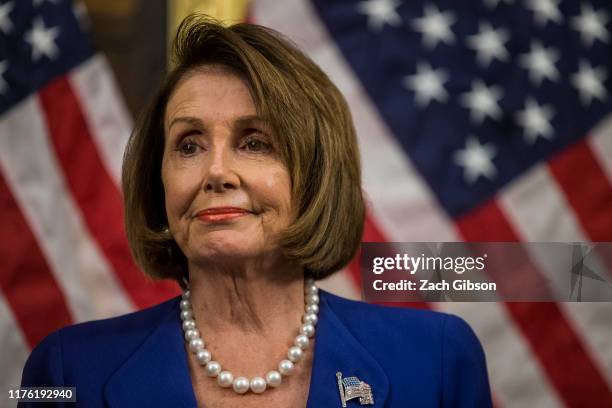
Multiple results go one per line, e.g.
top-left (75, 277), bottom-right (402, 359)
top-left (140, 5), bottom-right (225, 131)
top-left (162, 67), bottom-right (293, 265)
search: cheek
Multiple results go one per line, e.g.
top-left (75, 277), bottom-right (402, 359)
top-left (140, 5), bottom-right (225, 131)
top-left (162, 163), bottom-right (199, 223)
top-left (253, 168), bottom-right (292, 217)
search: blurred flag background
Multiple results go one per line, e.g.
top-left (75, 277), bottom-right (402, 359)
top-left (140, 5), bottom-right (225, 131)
top-left (1, 0), bottom-right (611, 406)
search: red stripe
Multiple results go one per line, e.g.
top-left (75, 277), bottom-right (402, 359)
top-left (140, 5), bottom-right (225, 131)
top-left (0, 171), bottom-right (73, 347)
top-left (548, 139), bottom-right (612, 277)
top-left (38, 76), bottom-right (179, 309)
top-left (549, 139), bottom-right (612, 241)
top-left (457, 200), bottom-right (612, 407)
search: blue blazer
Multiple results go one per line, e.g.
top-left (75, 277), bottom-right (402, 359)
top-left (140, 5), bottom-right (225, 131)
top-left (20, 289), bottom-right (492, 407)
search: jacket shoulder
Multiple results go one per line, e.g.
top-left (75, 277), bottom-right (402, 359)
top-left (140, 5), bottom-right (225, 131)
top-left (322, 289), bottom-right (450, 333)
top-left (322, 290), bottom-right (484, 362)
top-left (59, 295), bottom-right (179, 347)
top-left (20, 296), bottom-right (180, 388)
top-left (321, 290), bottom-right (492, 407)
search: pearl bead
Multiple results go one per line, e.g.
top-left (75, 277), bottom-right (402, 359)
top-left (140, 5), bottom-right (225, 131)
top-left (180, 299), bottom-right (191, 310)
top-left (205, 361), bottom-right (221, 377)
top-left (295, 334), bottom-right (309, 349)
top-left (189, 338), bottom-right (204, 352)
top-left (184, 329), bottom-right (200, 341)
top-left (303, 313), bottom-right (318, 325)
top-left (305, 304), bottom-right (319, 314)
top-left (300, 323), bottom-right (315, 338)
top-left (288, 346), bottom-right (303, 362)
top-left (217, 371), bottom-right (234, 388)
top-left (182, 319), bottom-right (196, 331)
top-left (182, 290), bottom-right (190, 299)
top-left (278, 359), bottom-right (295, 376)
top-left (265, 370), bottom-right (282, 387)
top-left (250, 377), bottom-right (267, 394)
top-left (196, 349), bottom-right (211, 365)
top-left (232, 377), bottom-right (250, 394)
top-left (180, 310), bottom-right (192, 320)
top-left (305, 283), bottom-right (318, 295)
top-left (305, 294), bottom-right (319, 305)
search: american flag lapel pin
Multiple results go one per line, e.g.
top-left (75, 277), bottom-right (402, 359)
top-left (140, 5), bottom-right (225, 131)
top-left (336, 372), bottom-right (375, 407)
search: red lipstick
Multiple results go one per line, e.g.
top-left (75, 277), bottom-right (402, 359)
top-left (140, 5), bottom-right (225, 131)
top-left (196, 207), bottom-right (250, 222)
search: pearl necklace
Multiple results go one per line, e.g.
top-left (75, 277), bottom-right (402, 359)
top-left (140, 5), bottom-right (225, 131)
top-left (179, 279), bottom-right (320, 395)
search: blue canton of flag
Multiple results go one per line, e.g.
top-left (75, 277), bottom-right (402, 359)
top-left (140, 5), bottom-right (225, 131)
top-left (0, 0), bottom-right (92, 116)
top-left (311, 0), bottom-right (612, 217)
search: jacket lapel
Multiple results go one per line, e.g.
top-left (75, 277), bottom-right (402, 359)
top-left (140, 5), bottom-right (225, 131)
top-left (306, 291), bottom-right (389, 408)
top-left (103, 298), bottom-right (197, 407)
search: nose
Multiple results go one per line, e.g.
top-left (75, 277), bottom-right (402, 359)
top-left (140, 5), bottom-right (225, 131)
top-left (202, 144), bottom-right (239, 193)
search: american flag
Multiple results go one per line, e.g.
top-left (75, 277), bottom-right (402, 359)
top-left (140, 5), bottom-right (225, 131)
top-left (0, 0), bottom-right (179, 394)
top-left (340, 374), bottom-right (374, 405)
top-left (252, 0), bottom-right (612, 406)
top-left (1, 0), bottom-right (611, 407)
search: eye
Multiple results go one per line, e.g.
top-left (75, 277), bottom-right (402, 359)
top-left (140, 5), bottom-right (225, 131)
top-left (241, 136), bottom-right (272, 153)
top-left (177, 138), bottom-right (201, 156)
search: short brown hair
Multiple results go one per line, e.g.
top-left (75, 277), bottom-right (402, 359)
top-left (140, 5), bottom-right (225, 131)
top-left (122, 14), bottom-right (365, 287)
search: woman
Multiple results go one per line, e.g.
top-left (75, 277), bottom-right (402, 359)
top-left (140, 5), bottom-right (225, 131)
top-left (20, 15), bottom-right (492, 407)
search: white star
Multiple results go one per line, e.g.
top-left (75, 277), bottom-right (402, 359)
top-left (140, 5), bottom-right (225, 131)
top-left (357, 0), bottom-right (402, 31)
top-left (24, 18), bottom-right (60, 61)
top-left (571, 60), bottom-right (608, 106)
top-left (0, 60), bottom-right (8, 94)
top-left (460, 80), bottom-right (504, 125)
top-left (519, 42), bottom-right (560, 86)
top-left (453, 136), bottom-right (497, 183)
top-left (403, 62), bottom-right (449, 107)
top-left (571, 3), bottom-right (610, 47)
top-left (0, 1), bottom-right (14, 34)
top-left (515, 98), bottom-right (555, 144)
top-left (484, 0), bottom-right (514, 9)
top-left (466, 22), bottom-right (510, 67)
top-left (411, 4), bottom-right (456, 48)
top-left (525, 0), bottom-right (563, 27)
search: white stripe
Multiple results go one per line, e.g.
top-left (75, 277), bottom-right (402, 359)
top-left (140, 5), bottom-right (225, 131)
top-left (252, 0), bottom-right (458, 242)
top-left (70, 55), bottom-right (132, 186)
top-left (437, 302), bottom-right (563, 408)
top-left (0, 296), bottom-right (29, 398)
top-left (0, 96), bottom-right (134, 323)
top-left (499, 165), bottom-right (612, 389)
top-left (588, 113), bottom-right (612, 185)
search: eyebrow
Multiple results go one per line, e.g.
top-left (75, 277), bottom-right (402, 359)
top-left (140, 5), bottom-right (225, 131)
top-left (167, 115), bottom-right (270, 132)
top-left (167, 116), bottom-right (205, 132)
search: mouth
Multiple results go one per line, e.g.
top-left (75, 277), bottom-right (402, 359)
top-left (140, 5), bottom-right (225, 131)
top-left (195, 207), bottom-right (252, 223)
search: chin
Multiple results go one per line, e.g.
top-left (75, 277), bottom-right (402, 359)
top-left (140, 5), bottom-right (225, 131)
top-left (191, 237), bottom-right (265, 260)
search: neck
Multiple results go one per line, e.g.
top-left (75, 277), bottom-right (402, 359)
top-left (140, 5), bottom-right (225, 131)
top-left (186, 258), bottom-right (306, 335)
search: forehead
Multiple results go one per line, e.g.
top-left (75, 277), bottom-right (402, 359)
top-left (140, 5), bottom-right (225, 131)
top-left (164, 66), bottom-right (256, 127)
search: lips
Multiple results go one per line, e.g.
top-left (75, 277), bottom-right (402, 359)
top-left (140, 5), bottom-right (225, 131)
top-left (196, 207), bottom-right (251, 222)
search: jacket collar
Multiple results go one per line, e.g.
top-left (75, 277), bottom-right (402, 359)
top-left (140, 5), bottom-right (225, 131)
top-left (103, 290), bottom-right (389, 408)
